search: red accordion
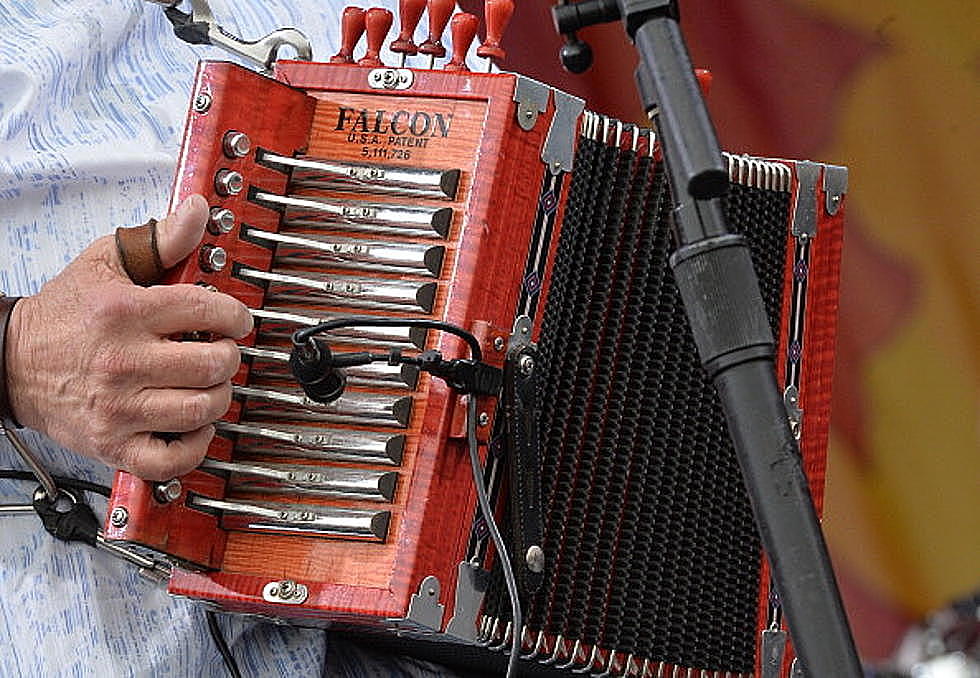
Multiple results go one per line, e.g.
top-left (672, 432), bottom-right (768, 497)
top-left (105, 59), bottom-right (847, 677)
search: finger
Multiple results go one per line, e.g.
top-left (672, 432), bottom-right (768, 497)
top-left (138, 284), bottom-right (253, 339)
top-left (155, 194), bottom-right (209, 269)
top-left (129, 382), bottom-right (233, 433)
top-left (119, 425), bottom-right (215, 481)
top-left (138, 339), bottom-right (242, 389)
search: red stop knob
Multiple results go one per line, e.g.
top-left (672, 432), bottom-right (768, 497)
top-left (444, 13), bottom-right (478, 72)
top-left (330, 7), bottom-right (366, 64)
top-left (418, 0), bottom-right (455, 58)
top-left (476, 0), bottom-right (514, 62)
top-left (359, 8), bottom-right (394, 67)
top-left (390, 0), bottom-right (426, 56)
top-left (695, 68), bottom-right (713, 97)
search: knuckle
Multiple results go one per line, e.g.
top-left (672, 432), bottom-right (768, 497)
top-left (187, 291), bottom-right (217, 327)
top-left (180, 386), bottom-right (230, 429)
top-left (90, 287), bottom-right (139, 327)
top-left (180, 393), bottom-right (210, 429)
top-left (95, 345), bottom-right (137, 383)
top-left (88, 407), bottom-right (118, 446)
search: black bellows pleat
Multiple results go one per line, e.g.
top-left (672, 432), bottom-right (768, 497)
top-left (483, 134), bottom-right (791, 675)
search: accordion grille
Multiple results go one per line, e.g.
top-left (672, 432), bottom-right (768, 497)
top-left (483, 137), bottom-right (791, 674)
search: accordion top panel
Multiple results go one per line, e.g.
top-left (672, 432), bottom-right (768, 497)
top-left (107, 60), bottom-right (573, 621)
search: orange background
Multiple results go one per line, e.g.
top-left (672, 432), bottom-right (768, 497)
top-left (483, 0), bottom-right (980, 661)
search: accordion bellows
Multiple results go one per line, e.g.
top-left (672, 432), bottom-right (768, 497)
top-left (105, 60), bottom-right (846, 677)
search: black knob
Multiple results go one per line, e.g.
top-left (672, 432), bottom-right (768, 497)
top-left (560, 36), bottom-right (593, 73)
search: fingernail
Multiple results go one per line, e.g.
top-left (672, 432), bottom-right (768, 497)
top-left (176, 194), bottom-right (201, 219)
top-left (241, 308), bottom-right (255, 338)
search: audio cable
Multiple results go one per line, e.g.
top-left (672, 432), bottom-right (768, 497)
top-left (290, 319), bottom-right (523, 678)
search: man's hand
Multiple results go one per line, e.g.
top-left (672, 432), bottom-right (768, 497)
top-left (4, 195), bottom-right (253, 480)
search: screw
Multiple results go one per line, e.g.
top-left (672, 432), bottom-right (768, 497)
top-left (152, 479), bottom-right (182, 504)
top-left (478, 412), bottom-right (489, 427)
top-left (193, 92), bottom-right (212, 113)
top-left (222, 130), bottom-right (251, 159)
top-left (199, 245), bottom-right (227, 273)
top-left (214, 169), bottom-right (243, 196)
top-left (208, 207), bottom-right (235, 235)
top-left (278, 580), bottom-right (296, 599)
top-left (525, 544), bottom-right (545, 573)
top-left (519, 355), bottom-right (534, 375)
top-left (493, 337), bottom-right (505, 352)
top-left (110, 507), bottom-right (129, 528)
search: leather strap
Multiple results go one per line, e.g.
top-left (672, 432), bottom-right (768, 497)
top-left (115, 218), bottom-right (164, 286)
top-left (502, 341), bottom-right (544, 596)
top-left (0, 294), bottom-right (22, 428)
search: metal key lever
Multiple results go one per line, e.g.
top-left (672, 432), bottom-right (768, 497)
top-left (0, 503), bottom-right (36, 514)
top-left (152, 0), bottom-right (312, 71)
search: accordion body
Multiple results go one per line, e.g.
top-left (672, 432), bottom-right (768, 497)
top-left (105, 60), bottom-right (847, 677)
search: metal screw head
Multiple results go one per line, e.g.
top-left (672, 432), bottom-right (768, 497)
top-left (493, 337), bottom-right (505, 352)
top-left (519, 355), bottom-right (534, 375)
top-left (199, 246), bottom-right (227, 273)
top-left (153, 478), bottom-right (182, 504)
top-left (208, 207), bottom-right (235, 235)
top-left (214, 169), bottom-right (243, 196)
top-left (525, 544), bottom-right (545, 573)
top-left (222, 130), bottom-right (251, 159)
top-left (478, 412), bottom-right (489, 427)
top-left (110, 506), bottom-right (129, 528)
top-left (193, 92), bottom-right (212, 113)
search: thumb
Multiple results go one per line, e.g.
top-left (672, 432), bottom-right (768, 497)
top-left (155, 194), bottom-right (209, 269)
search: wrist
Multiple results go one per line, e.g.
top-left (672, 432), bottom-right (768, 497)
top-left (0, 293), bottom-right (22, 428)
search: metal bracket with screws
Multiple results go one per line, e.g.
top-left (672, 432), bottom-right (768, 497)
top-left (262, 579), bottom-right (309, 605)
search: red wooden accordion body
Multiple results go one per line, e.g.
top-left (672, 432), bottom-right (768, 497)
top-left (105, 59), bottom-right (847, 677)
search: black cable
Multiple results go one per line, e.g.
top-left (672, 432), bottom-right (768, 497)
top-left (205, 609), bottom-right (243, 678)
top-left (294, 318), bottom-right (519, 675)
top-left (0, 469), bottom-right (111, 497)
top-left (3, 467), bottom-right (243, 678)
top-left (465, 395), bottom-right (521, 678)
top-left (293, 318), bottom-right (483, 361)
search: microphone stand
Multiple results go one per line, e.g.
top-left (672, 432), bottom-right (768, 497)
top-left (553, 2), bottom-right (863, 676)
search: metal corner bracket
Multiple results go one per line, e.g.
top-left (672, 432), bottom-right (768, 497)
top-left (513, 76), bottom-right (550, 132)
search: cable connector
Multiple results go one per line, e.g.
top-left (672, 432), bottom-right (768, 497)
top-left (415, 350), bottom-right (502, 396)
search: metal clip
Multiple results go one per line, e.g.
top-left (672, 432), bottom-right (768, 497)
top-left (262, 579), bottom-right (309, 605)
top-left (445, 561), bottom-right (489, 640)
top-left (761, 628), bottom-right (787, 678)
top-left (542, 89), bottom-right (585, 174)
top-left (791, 161), bottom-right (821, 239)
top-left (368, 68), bottom-right (414, 90)
top-left (822, 164), bottom-right (848, 216)
top-left (783, 385), bottom-right (803, 440)
top-left (404, 575), bottom-right (445, 630)
top-left (514, 77), bottom-right (550, 132)
top-left (154, 0), bottom-right (312, 72)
